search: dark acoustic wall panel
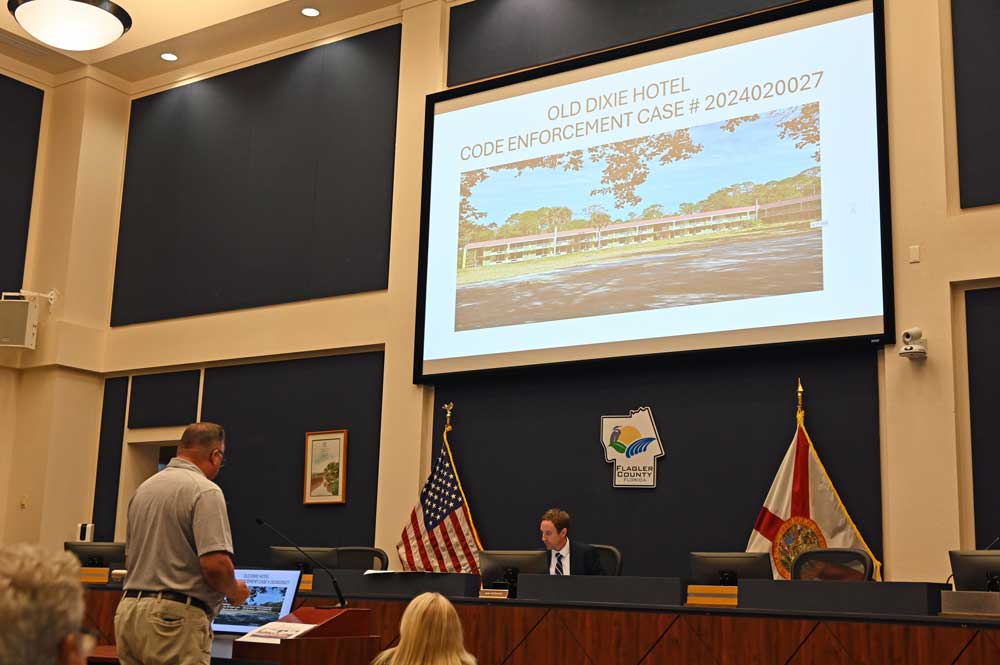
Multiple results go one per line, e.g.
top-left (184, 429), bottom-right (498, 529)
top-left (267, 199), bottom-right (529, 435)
top-left (201, 352), bottom-right (385, 565)
top-left (92, 378), bottom-right (129, 542)
top-left (951, 2), bottom-right (1000, 208)
top-left (448, 0), bottom-right (791, 86)
top-left (967, 287), bottom-right (1000, 547)
top-left (128, 370), bottom-right (201, 428)
top-left (434, 344), bottom-right (882, 577)
top-left (0, 74), bottom-right (43, 292)
top-left (111, 25), bottom-right (401, 325)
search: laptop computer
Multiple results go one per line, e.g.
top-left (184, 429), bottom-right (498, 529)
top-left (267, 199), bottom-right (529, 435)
top-left (211, 568), bottom-right (302, 635)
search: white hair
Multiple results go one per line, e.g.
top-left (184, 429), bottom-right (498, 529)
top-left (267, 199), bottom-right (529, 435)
top-left (0, 543), bottom-right (84, 665)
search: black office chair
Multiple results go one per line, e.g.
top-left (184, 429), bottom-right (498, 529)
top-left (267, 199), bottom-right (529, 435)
top-left (335, 546), bottom-right (389, 570)
top-left (791, 548), bottom-right (873, 581)
top-left (591, 544), bottom-right (623, 576)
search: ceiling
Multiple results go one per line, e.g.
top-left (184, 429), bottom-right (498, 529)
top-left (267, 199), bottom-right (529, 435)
top-left (0, 0), bottom-right (399, 83)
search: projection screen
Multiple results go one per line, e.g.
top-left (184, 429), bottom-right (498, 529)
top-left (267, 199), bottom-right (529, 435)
top-left (416, 0), bottom-right (892, 380)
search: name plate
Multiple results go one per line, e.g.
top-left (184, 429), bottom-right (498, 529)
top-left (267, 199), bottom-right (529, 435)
top-left (686, 584), bottom-right (738, 607)
top-left (298, 574), bottom-right (314, 592)
top-left (79, 567), bottom-right (110, 585)
top-left (479, 588), bottom-right (509, 599)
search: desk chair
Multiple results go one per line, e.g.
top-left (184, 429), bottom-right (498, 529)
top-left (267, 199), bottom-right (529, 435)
top-left (791, 548), bottom-right (873, 581)
top-left (591, 544), bottom-right (623, 576)
top-left (335, 546), bottom-right (389, 570)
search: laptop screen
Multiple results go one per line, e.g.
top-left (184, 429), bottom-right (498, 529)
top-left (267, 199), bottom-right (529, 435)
top-left (211, 568), bottom-right (302, 635)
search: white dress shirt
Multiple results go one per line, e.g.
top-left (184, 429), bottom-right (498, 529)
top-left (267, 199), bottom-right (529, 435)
top-left (549, 539), bottom-right (571, 575)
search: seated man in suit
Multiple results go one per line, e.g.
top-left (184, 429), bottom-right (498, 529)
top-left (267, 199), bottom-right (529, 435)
top-left (539, 507), bottom-right (606, 575)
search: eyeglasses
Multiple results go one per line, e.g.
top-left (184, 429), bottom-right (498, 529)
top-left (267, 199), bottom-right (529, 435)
top-left (212, 448), bottom-right (226, 468)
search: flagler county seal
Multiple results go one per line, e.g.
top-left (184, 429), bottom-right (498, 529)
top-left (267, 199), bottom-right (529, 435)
top-left (600, 407), bottom-right (664, 488)
top-left (772, 516), bottom-right (827, 579)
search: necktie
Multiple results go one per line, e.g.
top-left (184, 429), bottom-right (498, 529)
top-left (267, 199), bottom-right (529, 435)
top-left (555, 552), bottom-right (564, 575)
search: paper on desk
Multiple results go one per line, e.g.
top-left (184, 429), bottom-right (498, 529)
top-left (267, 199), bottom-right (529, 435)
top-left (235, 621), bottom-right (316, 644)
top-left (363, 569), bottom-right (392, 575)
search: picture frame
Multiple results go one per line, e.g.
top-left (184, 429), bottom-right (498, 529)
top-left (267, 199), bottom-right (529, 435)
top-left (304, 430), bottom-right (347, 505)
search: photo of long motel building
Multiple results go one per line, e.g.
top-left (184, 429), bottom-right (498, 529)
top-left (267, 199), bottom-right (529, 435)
top-left (459, 194), bottom-right (822, 268)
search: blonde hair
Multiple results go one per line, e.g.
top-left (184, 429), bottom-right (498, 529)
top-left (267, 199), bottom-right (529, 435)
top-left (372, 592), bottom-right (476, 665)
top-left (0, 543), bottom-right (84, 665)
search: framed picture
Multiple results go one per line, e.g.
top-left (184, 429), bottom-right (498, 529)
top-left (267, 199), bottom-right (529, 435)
top-left (304, 430), bottom-right (347, 505)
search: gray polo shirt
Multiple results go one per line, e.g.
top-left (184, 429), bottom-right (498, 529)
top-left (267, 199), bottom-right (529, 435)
top-left (124, 457), bottom-right (234, 616)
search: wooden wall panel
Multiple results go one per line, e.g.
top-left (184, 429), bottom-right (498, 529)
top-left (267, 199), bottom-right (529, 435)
top-left (953, 632), bottom-right (1000, 665)
top-left (786, 624), bottom-right (853, 665)
top-left (83, 589), bottom-right (122, 645)
top-left (558, 608), bottom-right (677, 665)
top-left (684, 615), bottom-right (817, 665)
top-left (504, 609), bottom-right (594, 665)
top-left (454, 604), bottom-right (548, 665)
top-left (825, 621), bottom-right (975, 665)
top-left (640, 616), bottom-right (717, 665)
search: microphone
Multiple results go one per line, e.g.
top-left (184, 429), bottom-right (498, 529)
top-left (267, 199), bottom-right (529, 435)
top-left (255, 517), bottom-right (347, 609)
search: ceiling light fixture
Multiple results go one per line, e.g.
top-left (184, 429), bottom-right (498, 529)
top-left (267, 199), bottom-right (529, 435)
top-left (7, 0), bottom-right (132, 51)
top-left (160, 52), bottom-right (177, 62)
top-left (301, 7), bottom-right (320, 17)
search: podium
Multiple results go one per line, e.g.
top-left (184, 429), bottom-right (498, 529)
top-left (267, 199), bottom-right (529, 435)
top-left (232, 606), bottom-right (379, 665)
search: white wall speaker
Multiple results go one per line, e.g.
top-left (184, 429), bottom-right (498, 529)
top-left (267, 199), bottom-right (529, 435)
top-left (0, 298), bottom-right (39, 349)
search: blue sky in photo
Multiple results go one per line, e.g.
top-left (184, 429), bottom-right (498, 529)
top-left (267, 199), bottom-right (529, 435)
top-left (467, 107), bottom-right (818, 224)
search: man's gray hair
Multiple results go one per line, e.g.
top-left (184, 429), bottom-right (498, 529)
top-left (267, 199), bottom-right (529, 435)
top-left (0, 543), bottom-right (84, 665)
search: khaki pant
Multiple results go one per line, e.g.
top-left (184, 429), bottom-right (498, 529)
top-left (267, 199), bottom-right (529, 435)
top-left (114, 596), bottom-right (212, 665)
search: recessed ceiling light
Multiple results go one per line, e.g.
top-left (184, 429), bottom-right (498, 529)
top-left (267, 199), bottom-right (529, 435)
top-left (160, 52), bottom-right (178, 62)
top-left (8, 0), bottom-right (133, 51)
top-left (301, 7), bottom-right (320, 18)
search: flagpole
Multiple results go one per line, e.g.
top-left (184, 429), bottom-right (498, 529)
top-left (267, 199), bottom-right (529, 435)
top-left (439, 402), bottom-right (484, 550)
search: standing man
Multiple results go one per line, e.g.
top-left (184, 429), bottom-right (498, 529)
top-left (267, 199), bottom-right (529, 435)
top-left (115, 422), bottom-right (250, 665)
top-left (539, 508), bottom-right (606, 575)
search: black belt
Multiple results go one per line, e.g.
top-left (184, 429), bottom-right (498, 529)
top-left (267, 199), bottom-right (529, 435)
top-left (124, 589), bottom-right (212, 617)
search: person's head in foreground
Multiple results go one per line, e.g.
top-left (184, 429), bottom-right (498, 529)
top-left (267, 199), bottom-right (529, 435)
top-left (372, 591), bottom-right (476, 665)
top-left (0, 543), bottom-right (93, 665)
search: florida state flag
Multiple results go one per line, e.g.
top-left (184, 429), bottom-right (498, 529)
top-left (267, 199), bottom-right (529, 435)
top-left (747, 407), bottom-right (881, 580)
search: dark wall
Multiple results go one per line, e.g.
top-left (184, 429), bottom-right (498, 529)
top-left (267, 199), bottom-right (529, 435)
top-left (434, 344), bottom-right (882, 577)
top-left (448, 0), bottom-right (790, 85)
top-left (951, 1), bottom-right (1000, 208)
top-left (128, 370), bottom-right (200, 428)
top-left (92, 378), bottom-right (129, 542)
top-left (201, 352), bottom-right (385, 565)
top-left (0, 74), bottom-right (43, 292)
top-left (967, 287), bottom-right (1000, 547)
top-left (111, 25), bottom-right (401, 326)
top-left (92, 353), bottom-right (385, 562)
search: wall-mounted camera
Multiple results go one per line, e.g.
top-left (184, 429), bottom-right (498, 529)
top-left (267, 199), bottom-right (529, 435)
top-left (899, 327), bottom-right (927, 359)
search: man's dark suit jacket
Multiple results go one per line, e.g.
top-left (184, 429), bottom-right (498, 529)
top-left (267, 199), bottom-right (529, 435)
top-left (546, 540), bottom-right (607, 575)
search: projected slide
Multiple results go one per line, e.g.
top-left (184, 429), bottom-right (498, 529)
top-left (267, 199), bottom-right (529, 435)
top-left (455, 103), bottom-right (823, 330)
top-left (419, 1), bottom-right (888, 376)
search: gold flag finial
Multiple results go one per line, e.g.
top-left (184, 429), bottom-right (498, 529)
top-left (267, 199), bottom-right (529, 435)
top-left (796, 378), bottom-right (804, 415)
top-left (442, 402), bottom-right (454, 438)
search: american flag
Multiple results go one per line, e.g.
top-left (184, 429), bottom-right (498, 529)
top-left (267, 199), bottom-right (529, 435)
top-left (397, 439), bottom-right (481, 573)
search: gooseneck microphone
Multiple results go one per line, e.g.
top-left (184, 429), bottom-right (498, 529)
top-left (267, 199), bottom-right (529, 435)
top-left (255, 517), bottom-right (347, 609)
